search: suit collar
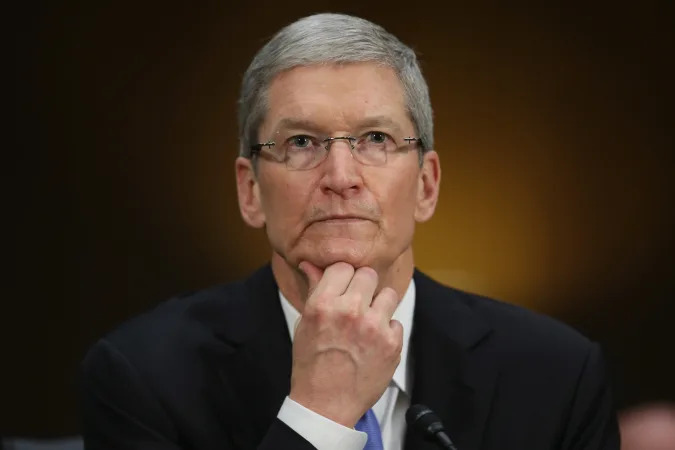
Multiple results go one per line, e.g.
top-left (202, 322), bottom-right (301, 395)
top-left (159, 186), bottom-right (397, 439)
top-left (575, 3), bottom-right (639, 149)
top-left (405, 269), bottom-right (499, 450)
top-left (232, 264), bottom-right (293, 410)
top-left (204, 265), bottom-right (293, 447)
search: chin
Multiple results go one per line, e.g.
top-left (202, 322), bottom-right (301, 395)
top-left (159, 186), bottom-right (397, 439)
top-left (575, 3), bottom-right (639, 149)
top-left (299, 238), bottom-right (376, 269)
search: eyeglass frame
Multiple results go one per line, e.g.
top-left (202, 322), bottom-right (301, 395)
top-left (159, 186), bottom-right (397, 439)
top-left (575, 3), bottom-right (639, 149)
top-left (249, 133), bottom-right (425, 171)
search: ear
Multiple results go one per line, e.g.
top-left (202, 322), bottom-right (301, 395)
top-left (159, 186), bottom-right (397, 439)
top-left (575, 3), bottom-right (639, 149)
top-left (235, 156), bottom-right (266, 228)
top-left (414, 150), bottom-right (441, 222)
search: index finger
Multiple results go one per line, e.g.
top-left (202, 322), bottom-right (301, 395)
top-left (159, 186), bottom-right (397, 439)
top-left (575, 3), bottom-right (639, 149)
top-left (300, 261), bottom-right (355, 302)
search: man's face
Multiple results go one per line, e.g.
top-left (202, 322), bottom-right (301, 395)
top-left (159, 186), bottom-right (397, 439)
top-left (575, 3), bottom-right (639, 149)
top-left (236, 62), bottom-right (440, 272)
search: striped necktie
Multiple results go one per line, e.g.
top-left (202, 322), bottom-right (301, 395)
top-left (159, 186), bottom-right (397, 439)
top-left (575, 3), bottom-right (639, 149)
top-left (355, 408), bottom-right (384, 450)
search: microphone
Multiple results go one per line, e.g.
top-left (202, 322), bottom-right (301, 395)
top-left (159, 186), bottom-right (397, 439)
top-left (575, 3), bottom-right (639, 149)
top-left (405, 404), bottom-right (459, 450)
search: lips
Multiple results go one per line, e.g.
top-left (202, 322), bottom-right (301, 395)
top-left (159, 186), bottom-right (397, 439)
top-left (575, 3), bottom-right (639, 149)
top-left (310, 215), bottom-right (372, 225)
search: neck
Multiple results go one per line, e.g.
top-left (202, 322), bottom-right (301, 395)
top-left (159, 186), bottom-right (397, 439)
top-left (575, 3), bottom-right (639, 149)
top-left (271, 248), bottom-right (415, 313)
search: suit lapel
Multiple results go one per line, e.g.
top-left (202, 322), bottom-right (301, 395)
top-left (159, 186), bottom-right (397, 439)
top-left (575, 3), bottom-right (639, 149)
top-left (405, 271), bottom-right (499, 450)
top-left (201, 265), bottom-right (293, 447)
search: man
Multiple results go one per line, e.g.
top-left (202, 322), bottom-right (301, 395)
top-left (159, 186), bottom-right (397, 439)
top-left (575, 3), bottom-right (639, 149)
top-left (80, 13), bottom-right (620, 450)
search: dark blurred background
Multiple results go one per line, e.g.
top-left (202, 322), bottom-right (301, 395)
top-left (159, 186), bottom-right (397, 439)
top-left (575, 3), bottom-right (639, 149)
top-left (8, 0), bottom-right (674, 437)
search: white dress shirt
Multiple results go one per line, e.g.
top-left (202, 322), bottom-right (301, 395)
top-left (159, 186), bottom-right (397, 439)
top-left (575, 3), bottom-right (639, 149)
top-left (276, 279), bottom-right (416, 450)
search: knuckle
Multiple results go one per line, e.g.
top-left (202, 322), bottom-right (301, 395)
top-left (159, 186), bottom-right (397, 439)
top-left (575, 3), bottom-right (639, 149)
top-left (313, 292), bottom-right (333, 308)
top-left (306, 295), bottom-right (333, 319)
top-left (347, 291), bottom-right (365, 305)
top-left (386, 338), bottom-right (402, 358)
top-left (334, 262), bottom-right (355, 276)
top-left (339, 306), bottom-right (360, 323)
top-left (386, 324), bottom-right (403, 349)
top-left (356, 266), bottom-right (378, 281)
top-left (393, 334), bottom-right (403, 352)
top-left (361, 314), bottom-right (381, 335)
top-left (380, 287), bottom-right (399, 302)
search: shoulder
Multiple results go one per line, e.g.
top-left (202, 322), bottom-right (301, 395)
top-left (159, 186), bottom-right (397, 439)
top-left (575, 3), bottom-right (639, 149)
top-left (467, 289), bottom-right (589, 353)
top-left (117, 280), bottom-right (246, 344)
top-left (79, 265), bottom-right (282, 431)
top-left (82, 277), bottom-right (253, 382)
top-left (414, 270), bottom-right (596, 367)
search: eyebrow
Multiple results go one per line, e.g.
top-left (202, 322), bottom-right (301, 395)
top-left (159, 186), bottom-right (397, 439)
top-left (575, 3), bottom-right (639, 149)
top-left (275, 118), bottom-right (323, 132)
top-left (356, 116), bottom-right (404, 134)
top-left (274, 115), bottom-right (404, 134)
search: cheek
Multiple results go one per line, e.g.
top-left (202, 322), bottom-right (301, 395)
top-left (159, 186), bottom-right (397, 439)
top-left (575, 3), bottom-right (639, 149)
top-left (259, 176), bottom-right (310, 229)
top-left (376, 174), bottom-right (420, 233)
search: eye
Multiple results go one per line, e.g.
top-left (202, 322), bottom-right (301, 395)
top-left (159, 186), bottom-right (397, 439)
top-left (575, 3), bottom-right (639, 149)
top-left (366, 131), bottom-right (389, 144)
top-left (289, 135), bottom-right (312, 148)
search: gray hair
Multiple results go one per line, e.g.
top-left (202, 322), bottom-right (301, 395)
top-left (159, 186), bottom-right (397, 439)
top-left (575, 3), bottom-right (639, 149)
top-left (237, 13), bottom-right (434, 160)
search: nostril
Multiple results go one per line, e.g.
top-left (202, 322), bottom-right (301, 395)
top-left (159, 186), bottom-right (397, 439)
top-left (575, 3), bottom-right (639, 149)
top-left (319, 166), bottom-right (362, 197)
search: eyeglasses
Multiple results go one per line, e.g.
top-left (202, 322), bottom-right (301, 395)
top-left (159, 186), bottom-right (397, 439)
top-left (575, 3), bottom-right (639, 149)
top-left (250, 131), bottom-right (422, 171)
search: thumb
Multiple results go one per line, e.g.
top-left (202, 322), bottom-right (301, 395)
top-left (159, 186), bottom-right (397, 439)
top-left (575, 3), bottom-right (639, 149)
top-left (298, 260), bottom-right (323, 294)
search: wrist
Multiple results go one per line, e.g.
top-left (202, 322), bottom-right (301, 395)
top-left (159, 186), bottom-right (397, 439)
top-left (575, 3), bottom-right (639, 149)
top-left (288, 392), bottom-right (363, 428)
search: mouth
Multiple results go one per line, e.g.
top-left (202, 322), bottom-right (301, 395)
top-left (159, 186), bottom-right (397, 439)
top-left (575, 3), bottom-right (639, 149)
top-left (311, 215), bottom-right (371, 225)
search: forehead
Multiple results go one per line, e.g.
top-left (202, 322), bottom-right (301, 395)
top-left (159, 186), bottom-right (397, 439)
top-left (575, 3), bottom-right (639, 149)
top-left (263, 62), bottom-right (411, 133)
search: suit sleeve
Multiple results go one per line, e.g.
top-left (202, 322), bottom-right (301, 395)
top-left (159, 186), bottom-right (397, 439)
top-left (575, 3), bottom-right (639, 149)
top-left (560, 342), bottom-right (621, 450)
top-left (79, 339), bottom-right (317, 450)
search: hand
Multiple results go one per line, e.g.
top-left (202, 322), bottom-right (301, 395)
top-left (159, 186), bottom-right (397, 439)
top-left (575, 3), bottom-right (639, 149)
top-left (289, 261), bottom-right (404, 428)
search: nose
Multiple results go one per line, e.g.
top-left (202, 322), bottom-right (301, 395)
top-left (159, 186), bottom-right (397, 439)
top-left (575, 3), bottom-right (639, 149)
top-left (319, 139), bottom-right (363, 198)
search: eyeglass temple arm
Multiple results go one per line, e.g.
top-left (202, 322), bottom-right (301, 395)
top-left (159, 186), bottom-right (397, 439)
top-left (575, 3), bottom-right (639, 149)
top-left (250, 142), bottom-right (276, 157)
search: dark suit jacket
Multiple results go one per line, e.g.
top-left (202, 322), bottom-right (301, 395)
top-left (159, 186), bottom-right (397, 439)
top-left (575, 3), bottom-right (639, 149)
top-left (80, 265), bottom-right (619, 449)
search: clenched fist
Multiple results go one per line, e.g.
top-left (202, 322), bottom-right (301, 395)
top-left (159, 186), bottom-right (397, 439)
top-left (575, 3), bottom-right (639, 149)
top-left (289, 261), bottom-right (404, 428)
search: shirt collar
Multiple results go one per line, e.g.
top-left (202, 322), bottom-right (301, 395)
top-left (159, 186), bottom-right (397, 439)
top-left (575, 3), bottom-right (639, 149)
top-left (278, 278), bottom-right (415, 395)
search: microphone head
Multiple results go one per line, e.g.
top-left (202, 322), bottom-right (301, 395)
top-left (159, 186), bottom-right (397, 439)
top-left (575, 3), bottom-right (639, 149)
top-left (406, 404), bottom-right (446, 439)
